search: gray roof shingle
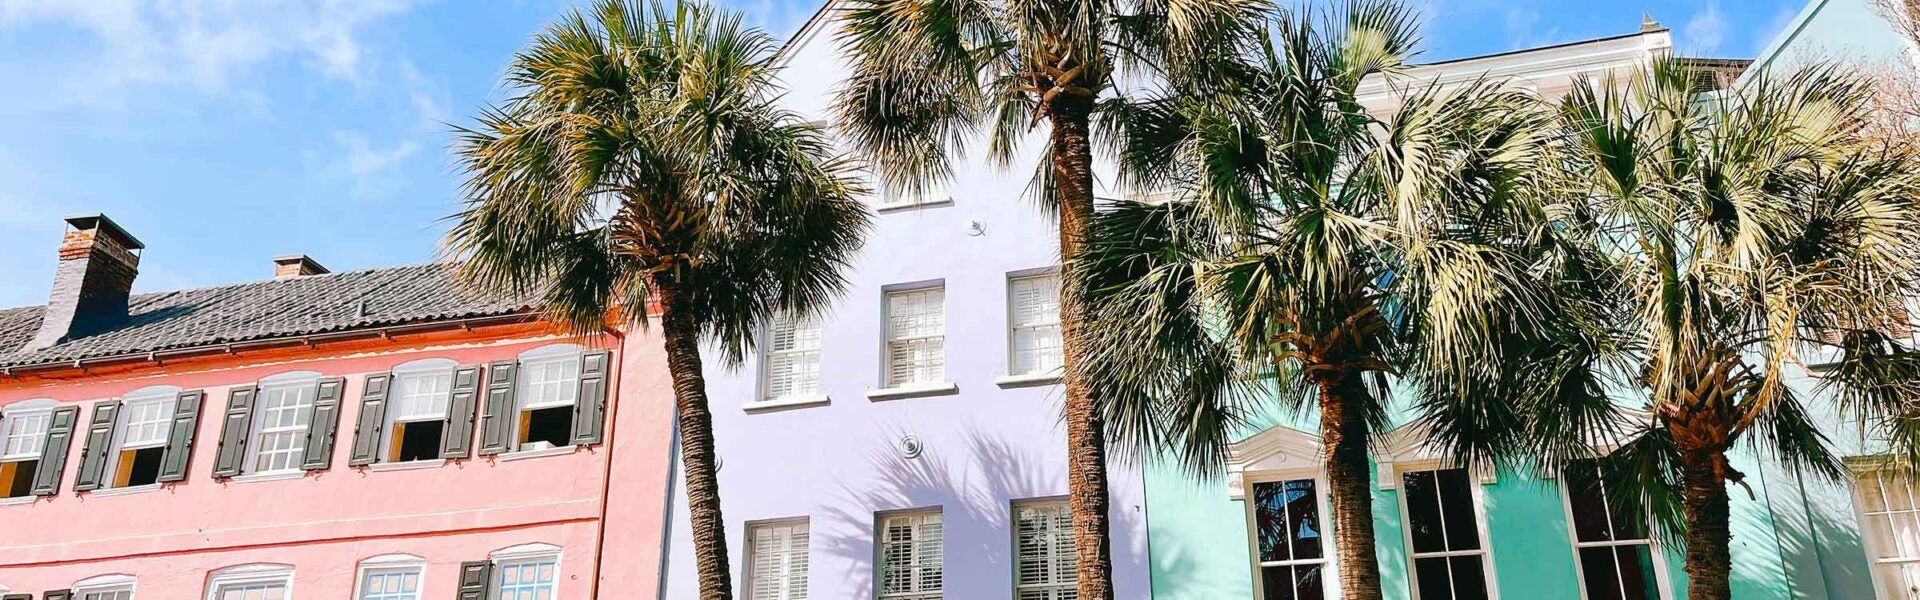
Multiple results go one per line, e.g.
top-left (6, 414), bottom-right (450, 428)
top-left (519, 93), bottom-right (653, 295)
top-left (0, 263), bottom-right (537, 370)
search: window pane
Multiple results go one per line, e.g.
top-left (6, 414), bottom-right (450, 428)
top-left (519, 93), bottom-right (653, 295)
top-left (1448, 555), bottom-right (1489, 600)
top-left (1286, 480), bottom-right (1323, 561)
top-left (393, 370), bottom-right (453, 421)
top-left (878, 512), bottom-right (943, 599)
top-left (1876, 562), bottom-right (1920, 599)
top-left (1577, 546), bottom-right (1624, 600)
top-left (1414, 557), bottom-right (1454, 600)
top-left (2, 410), bottom-right (51, 458)
top-left (1436, 469), bottom-right (1480, 552)
top-left (765, 311), bottom-right (822, 401)
top-left (121, 397), bottom-right (177, 448)
top-left (750, 521), bottom-right (810, 600)
top-left (1254, 482), bottom-right (1291, 562)
top-left (497, 559), bottom-right (558, 600)
top-left (1614, 545), bottom-right (1659, 600)
top-left (885, 288), bottom-right (946, 387)
top-left (1008, 274), bottom-right (1063, 376)
top-left (1564, 461), bottom-right (1615, 542)
top-left (362, 567), bottom-right (422, 600)
top-left (1404, 470), bottom-right (1446, 554)
top-left (519, 358), bottom-right (580, 409)
top-left (1014, 502), bottom-right (1075, 599)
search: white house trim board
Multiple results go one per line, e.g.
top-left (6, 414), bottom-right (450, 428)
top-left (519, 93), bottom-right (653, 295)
top-left (1374, 420), bottom-right (1498, 489)
top-left (1225, 424), bottom-right (1323, 500)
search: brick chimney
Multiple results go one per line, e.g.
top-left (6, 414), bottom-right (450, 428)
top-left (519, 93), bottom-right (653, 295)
top-left (25, 215), bottom-right (144, 350)
top-left (273, 255), bottom-right (329, 279)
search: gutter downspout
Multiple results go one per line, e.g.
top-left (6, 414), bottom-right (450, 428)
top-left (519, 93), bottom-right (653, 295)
top-left (590, 328), bottom-right (627, 599)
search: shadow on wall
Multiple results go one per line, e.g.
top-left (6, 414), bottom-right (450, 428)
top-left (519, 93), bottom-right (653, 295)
top-left (1748, 469), bottom-right (1872, 600)
top-left (815, 424), bottom-right (1150, 598)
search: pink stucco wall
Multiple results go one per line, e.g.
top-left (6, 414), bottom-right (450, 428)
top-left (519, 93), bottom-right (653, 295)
top-left (0, 325), bottom-right (676, 599)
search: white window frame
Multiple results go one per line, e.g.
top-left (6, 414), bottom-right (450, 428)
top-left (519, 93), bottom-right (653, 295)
top-left (877, 182), bottom-right (952, 211)
top-left (1557, 461), bottom-right (1673, 600)
top-left (384, 359), bottom-right (457, 463)
top-left (1393, 465), bottom-right (1498, 600)
top-left (1243, 472), bottom-right (1336, 600)
top-left (876, 509), bottom-right (944, 600)
top-left (1, 398), bottom-right (57, 461)
top-left (1011, 499), bottom-right (1074, 600)
top-left (1004, 270), bottom-right (1064, 382)
top-left (511, 345), bottom-right (583, 452)
top-left (759, 311), bottom-right (826, 407)
top-left (245, 371), bottom-right (323, 475)
top-left (100, 386), bottom-right (179, 490)
top-left (204, 563), bottom-right (294, 600)
top-left (490, 542), bottom-right (563, 600)
top-left (354, 554), bottom-right (426, 600)
top-left (1848, 465), bottom-right (1920, 599)
top-left (746, 518), bottom-right (811, 600)
top-left (879, 284), bottom-right (948, 391)
top-left (73, 573), bottom-right (136, 600)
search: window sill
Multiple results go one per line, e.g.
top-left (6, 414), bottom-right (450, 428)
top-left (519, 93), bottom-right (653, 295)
top-left (84, 483), bottom-right (162, 498)
top-left (745, 394), bottom-right (831, 413)
top-left (226, 470), bottom-right (305, 484)
top-left (496, 446), bottom-right (577, 462)
top-left (0, 495), bottom-right (36, 507)
top-left (876, 199), bottom-right (954, 214)
top-left (365, 460), bottom-right (445, 472)
top-left (995, 371), bottom-right (1063, 388)
top-left (866, 382), bottom-right (959, 401)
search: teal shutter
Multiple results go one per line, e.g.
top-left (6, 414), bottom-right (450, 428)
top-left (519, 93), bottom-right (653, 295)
top-left (572, 350), bottom-right (612, 446)
top-left (441, 365), bottom-right (482, 459)
top-left (349, 373), bottom-right (393, 466)
top-left (73, 400), bottom-right (122, 491)
top-left (300, 377), bottom-right (346, 471)
top-left (156, 390), bottom-right (204, 483)
top-left (29, 406), bottom-right (79, 496)
top-left (211, 386), bottom-right (258, 478)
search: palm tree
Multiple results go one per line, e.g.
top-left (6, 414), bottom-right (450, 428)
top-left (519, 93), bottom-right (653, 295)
top-left (1074, 3), bottom-right (1565, 598)
top-left (830, 0), bottom-right (1268, 594)
top-left (1510, 59), bottom-right (1920, 600)
top-left (443, 2), bottom-right (868, 598)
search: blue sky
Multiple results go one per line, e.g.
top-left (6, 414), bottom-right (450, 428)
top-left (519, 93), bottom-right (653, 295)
top-left (0, 0), bottom-right (1806, 308)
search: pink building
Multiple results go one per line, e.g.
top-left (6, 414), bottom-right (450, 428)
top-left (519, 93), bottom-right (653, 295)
top-left (0, 216), bottom-right (677, 600)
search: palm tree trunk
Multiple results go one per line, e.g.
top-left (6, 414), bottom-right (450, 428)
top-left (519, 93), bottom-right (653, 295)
top-left (1320, 371), bottom-right (1383, 600)
top-left (1051, 97), bottom-right (1116, 600)
top-left (655, 276), bottom-right (734, 600)
top-left (1679, 449), bottom-right (1733, 600)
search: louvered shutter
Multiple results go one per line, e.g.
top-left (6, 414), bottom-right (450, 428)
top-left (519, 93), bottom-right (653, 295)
top-left (572, 350), bottom-right (611, 446)
top-left (456, 560), bottom-right (493, 600)
top-left (157, 390), bottom-right (204, 483)
top-left (211, 387), bottom-right (258, 478)
top-left (349, 373), bottom-right (393, 466)
top-left (2, 594), bottom-right (30, 600)
top-left (751, 522), bottom-right (810, 600)
top-left (885, 288), bottom-right (946, 387)
top-left (29, 406), bottom-right (79, 496)
top-left (879, 513), bottom-right (943, 599)
top-left (442, 365), bottom-right (482, 458)
top-left (1008, 274), bottom-right (1064, 376)
top-left (478, 360), bottom-right (518, 456)
top-left (764, 312), bottom-right (821, 401)
top-left (1015, 503), bottom-right (1076, 600)
top-left (40, 591), bottom-right (69, 600)
top-left (300, 377), bottom-right (346, 471)
top-left (73, 400), bottom-right (122, 491)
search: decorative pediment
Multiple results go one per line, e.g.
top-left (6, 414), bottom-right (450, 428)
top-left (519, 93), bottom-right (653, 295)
top-left (1373, 420), bottom-right (1496, 489)
top-left (1225, 424), bottom-right (1323, 499)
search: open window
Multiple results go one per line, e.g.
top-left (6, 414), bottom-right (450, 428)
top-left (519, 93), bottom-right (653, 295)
top-left (515, 345), bottom-right (582, 451)
top-left (476, 344), bottom-right (611, 457)
top-left (0, 399), bottom-right (57, 498)
top-left (108, 387), bottom-right (178, 488)
top-left (387, 360), bottom-right (455, 463)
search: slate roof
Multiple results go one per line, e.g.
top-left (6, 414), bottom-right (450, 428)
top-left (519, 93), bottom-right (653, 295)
top-left (0, 263), bottom-right (538, 370)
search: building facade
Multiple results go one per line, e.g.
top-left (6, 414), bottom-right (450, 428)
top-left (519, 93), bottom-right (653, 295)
top-left (0, 216), bottom-right (679, 600)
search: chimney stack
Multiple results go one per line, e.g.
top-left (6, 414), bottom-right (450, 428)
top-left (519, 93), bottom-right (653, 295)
top-left (26, 215), bottom-right (144, 350)
top-left (273, 255), bottom-right (329, 279)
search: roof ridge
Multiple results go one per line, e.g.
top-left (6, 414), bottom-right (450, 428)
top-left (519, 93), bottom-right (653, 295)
top-left (0, 261), bottom-right (456, 312)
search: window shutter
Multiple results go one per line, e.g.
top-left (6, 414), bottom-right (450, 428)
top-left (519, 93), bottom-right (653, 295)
top-left (211, 387), bottom-right (258, 478)
top-left (349, 373), bottom-right (393, 466)
top-left (299, 377), bottom-right (346, 471)
top-left (441, 365), bottom-right (483, 459)
top-left (478, 360), bottom-right (518, 456)
top-left (73, 400), bottom-right (122, 492)
top-left (572, 350), bottom-right (612, 446)
top-left (29, 406), bottom-right (79, 496)
top-left (2, 594), bottom-right (31, 600)
top-left (40, 591), bottom-right (70, 600)
top-left (456, 560), bottom-right (493, 600)
top-left (156, 390), bottom-right (205, 483)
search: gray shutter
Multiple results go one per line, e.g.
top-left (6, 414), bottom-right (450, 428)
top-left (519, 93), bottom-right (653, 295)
top-left (41, 590), bottom-right (70, 600)
top-left (29, 406), bottom-right (79, 496)
top-left (441, 365), bottom-right (482, 459)
top-left (349, 373), bottom-right (393, 466)
top-left (73, 400), bottom-right (122, 492)
top-left (572, 350), bottom-right (612, 446)
top-left (211, 387), bottom-right (258, 478)
top-left (478, 360), bottom-right (518, 456)
top-left (301, 377), bottom-right (346, 471)
top-left (3, 594), bottom-right (32, 600)
top-left (157, 390), bottom-right (205, 483)
top-left (456, 560), bottom-right (493, 600)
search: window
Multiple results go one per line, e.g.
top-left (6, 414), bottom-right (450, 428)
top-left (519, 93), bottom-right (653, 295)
top-left (1563, 460), bottom-right (1664, 600)
top-left (1251, 478), bottom-right (1327, 600)
top-left (249, 373), bottom-right (321, 474)
top-left (205, 564), bottom-right (293, 600)
top-left (357, 555), bottom-right (425, 600)
top-left (1855, 469), bottom-right (1920, 598)
top-left (884, 287), bottom-right (946, 388)
top-left (388, 360), bottom-right (454, 463)
top-left (0, 400), bottom-right (55, 498)
top-left (490, 544), bottom-right (562, 600)
top-left (748, 520), bottom-right (810, 600)
top-left (1400, 468), bottom-right (1491, 600)
top-left (878, 511), bottom-right (944, 599)
top-left (516, 346), bottom-right (581, 451)
top-left (73, 574), bottom-right (136, 600)
top-left (1014, 501), bottom-right (1075, 600)
top-left (109, 387), bottom-right (178, 488)
top-left (763, 311), bottom-right (823, 402)
top-left (1007, 273), bottom-right (1063, 377)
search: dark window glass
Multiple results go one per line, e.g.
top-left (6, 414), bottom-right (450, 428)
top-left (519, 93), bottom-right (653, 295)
top-left (1260, 565), bottom-right (1326, 600)
top-left (1, 459), bottom-right (37, 498)
top-left (1616, 546), bottom-right (1659, 600)
top-left (396, 421), bottom-right (445, 462)
top-left (1414, 557), bottom-right (1454, 600)
top-left (1565, 461), bottom-right (1615, 542)
top-left (1405, 471), bottom-right (1447, 553)
top-left (1287, 480), bottom-right (1323, 561)
top-left (123, 447), bottom-right (164, 487)
top-left (1437, 469), bottom-right (1480, 551)
top-left (1449, 555), bottom-right (1489, 600)
top-left (523, 406), bottom-right (572, 449)
top-left (1578, 546), bottom-right (1625, 600)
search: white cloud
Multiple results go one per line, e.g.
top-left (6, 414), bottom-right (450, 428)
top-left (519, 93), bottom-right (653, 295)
top-left (334, 130), bottom-right (419, 176)
top-left (1684, 1), bottom-right (1728, 56)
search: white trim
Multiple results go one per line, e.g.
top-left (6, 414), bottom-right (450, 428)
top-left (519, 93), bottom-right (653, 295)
top-left (204, 563), bottom-right (294, 600)
top-left (73, 573), bottom-right (136, 600)
top-left (994, 371), bottom-right (1063, 388)
top-left (1556, 460), bottom-right (1674, 600)
top-left (1, 398), bottom-right (58, 461)
top-left (85, 483), bottom-right (161, 498)
top-left (1242, 473), bottom-right (1337, 600)
top-left (1844, 464), bottom-right (1920, 599)
top-left (518, 344), bottom-right (586, 361)
top-left (866, 382), bottom-right (958, 401)
top-left (258, 371), bottom-right (324, 385)
top-left (1391, 466), bottom-right (1500, 600)
top-left (245, 372), bottom-right (322, 474)
top-left (745, 517), bottom-right (812, 600)
top-left (496, 446), bottom-right (578, 462)
top-left (1224, 424), bottom-right (1324, 499)
top-left (0, 495), bottom-right (36, 507)
top-left (225, 470), bottom-right (305, 484)
top-left (353, 554), bottom-right (426, 600)
top-left (744, 394), bottom-right (832, 413)
top-left (489, 543), bottom-right (563, 600)
top-left (391, 358), bottom-right (458, 374)
top-left (366, 460), bottom-right (444, 472)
